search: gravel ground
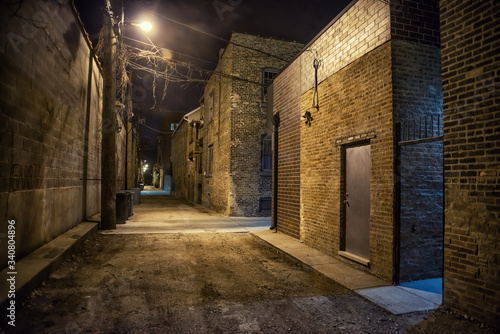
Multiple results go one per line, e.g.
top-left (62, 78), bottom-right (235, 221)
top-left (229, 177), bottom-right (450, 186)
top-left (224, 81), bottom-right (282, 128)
top-left (1, 233), bottom-right (497, 333)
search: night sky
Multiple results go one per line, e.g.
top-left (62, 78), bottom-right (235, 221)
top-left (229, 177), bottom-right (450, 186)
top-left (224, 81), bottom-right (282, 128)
top-left (74, 0), bottom-right (353, 145)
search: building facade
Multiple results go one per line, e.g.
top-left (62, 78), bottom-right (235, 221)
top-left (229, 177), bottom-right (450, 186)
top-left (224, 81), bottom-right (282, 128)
top-left (172, 33), bottom-right (303, 216)
top-left (271, 0), bottom-right (499, 329)
top-left (440, 0), bottom-right (499, 328)
top-left (272, 0), bottom-right (443, 284)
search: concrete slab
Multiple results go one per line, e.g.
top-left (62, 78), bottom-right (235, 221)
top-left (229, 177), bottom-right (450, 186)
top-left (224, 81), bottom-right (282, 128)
top-left (0, 222), bottom-right (97, 307)
top-left (357, 286), bottom-right (441, 315)
top-left (313, 263), bottom-right (388, 290)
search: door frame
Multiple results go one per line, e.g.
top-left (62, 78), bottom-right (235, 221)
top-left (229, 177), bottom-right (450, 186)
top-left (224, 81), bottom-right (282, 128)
top-left (339, 139), bottom-right (371, 266)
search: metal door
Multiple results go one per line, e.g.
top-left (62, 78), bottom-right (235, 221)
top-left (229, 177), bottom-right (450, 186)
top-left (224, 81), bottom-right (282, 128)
top-left (345, 144), bottom-right (371, 260)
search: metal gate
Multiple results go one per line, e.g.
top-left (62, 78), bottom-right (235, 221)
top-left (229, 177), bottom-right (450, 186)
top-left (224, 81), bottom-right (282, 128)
top-left (395, 114), bottom-right (443, 283)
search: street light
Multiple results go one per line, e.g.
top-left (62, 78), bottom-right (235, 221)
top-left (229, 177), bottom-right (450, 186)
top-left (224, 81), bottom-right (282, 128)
top-left (132, 21), bottom-right (153, 32)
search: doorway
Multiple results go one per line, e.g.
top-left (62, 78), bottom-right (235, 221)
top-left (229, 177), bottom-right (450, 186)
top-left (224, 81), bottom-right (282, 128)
top-left (343, 143), bottom-right (371, 262)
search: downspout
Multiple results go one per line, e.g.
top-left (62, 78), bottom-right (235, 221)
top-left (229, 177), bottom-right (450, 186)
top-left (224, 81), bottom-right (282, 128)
top-left (82, 48), bottom-right (93, 220)
top-left (271, 113), bottom-right (280, 232)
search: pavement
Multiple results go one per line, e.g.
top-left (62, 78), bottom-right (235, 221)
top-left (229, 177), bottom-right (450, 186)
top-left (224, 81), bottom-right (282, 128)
top-left (0, 190), bottom-right (442, 315)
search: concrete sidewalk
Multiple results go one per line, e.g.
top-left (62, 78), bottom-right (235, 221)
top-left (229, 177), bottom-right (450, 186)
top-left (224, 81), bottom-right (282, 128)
top-left (0, 220), bottom-right (98, 308)
top-left (254, 229), bottom-right (442, 315)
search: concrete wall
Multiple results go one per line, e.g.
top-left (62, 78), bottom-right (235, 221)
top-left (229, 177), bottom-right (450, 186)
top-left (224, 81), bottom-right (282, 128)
top-left (440, 0), bottom-right (500, 328)
top-left (0, 1), bottom-right (102, 268)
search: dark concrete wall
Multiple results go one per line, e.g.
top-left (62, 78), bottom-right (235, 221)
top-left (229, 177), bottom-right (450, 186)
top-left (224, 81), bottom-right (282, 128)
top-left (440, 0), bottom-right (500, 328)
top-left (0, 1), bottom-right (103, 268)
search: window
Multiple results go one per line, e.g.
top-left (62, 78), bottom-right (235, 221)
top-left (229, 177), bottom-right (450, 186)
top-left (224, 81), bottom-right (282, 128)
top-left (208, 92), bottom-right (214, 122)
top-left (261, 135), bottom-right (272, 171)
top-left (259, 197), bottom-right (272, 212)
top-left (262, 68), bottom-right (278, 103)
top-left (170, 123), bottom-right (178, 131)
top-left (197, 153), bottom-right (203, 174)
top-left (207, 145), bottom-right (214, 176)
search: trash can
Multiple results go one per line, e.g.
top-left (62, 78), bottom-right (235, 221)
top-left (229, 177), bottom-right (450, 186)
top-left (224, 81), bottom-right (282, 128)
top-left (116, 191), bottom-right (127, 224)
top-left (130, 187), bottom-right (141, 205)
top-left (124, 190), bottom-right (133, 218)
top-left (138, 181), bottom-right (144, 191)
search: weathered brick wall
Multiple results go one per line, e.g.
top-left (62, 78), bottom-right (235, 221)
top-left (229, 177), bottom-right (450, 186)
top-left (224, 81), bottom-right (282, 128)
top-left (440, 0), bottom-right (500, 328)
top-left (229, 33), bottom-right (303, 216)
top-left (171, 121), bottom-right (189, 201)
top-left (300, 42), bottom-right (394, 280)
top-left (201, 33), bottom-right (303, 216)
top-left (271, 64), bottom-right (302, 238)
top-left (202, 45), bottom-right (233, 214)
top-left (399, 141), bottom-right (443, 282)
top-left (273, 0), bottom-right (392, 240)
top-left (391, 34), bottom-right (443, 283)
top-left (0, 1), bottom-right (102, 268)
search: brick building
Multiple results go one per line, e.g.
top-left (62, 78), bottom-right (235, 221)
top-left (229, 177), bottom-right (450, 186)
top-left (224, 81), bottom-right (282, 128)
top-left (172, 33), bottom-right (303, 216)
top-left (171, 107), bottom-right (201, 202)
top-left (272, 0), bottom-right (442, 283)
top-left (440, 0), bottom-right (499, 328)
top-left (271, 0), bottom-right (499, 329)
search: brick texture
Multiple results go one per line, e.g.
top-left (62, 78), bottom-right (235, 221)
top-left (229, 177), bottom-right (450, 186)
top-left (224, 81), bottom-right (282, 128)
top-left (392, 36), bottom-right (443, 282)
top-left (0, 1), bottom-right (103, 268)
top-left (199, 33), bottom-right (303, 216)
top-left (440, 0), bottom-right (500, 329)
top-left (273, 0), bottom-right (442, 282)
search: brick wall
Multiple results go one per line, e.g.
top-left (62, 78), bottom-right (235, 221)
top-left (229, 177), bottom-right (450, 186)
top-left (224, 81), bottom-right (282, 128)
top-left (440, 0), bottom-right (500, 328)
top-left (273, 0), bottom-right (392, 240)
top-left (0, 1), bottom-right (102, 268)
top-left (399, 141), bottom-right (443, 282)
top-left (202, 44), bottom-right (233, 214)
top-left (201, 33), bottom-right (303, 216)
top-left (171, 121), bottom-right (189, 201)
top-left (391, 35), bottom-right (443, 283)
top-left (273, 0), bottom-right (443, 281)
top-left (299, 42), bottom-right (394, 280)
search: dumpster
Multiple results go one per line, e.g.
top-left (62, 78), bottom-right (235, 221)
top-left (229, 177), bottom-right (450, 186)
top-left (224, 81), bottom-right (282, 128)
top-left (130, 187), bottom-right (141, 205)
top-left (116, 191), bottom-right (127, 224)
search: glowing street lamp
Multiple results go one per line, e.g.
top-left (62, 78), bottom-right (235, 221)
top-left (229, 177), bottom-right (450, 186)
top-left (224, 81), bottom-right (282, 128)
top-left (132, 21), bottom-right (153, 32)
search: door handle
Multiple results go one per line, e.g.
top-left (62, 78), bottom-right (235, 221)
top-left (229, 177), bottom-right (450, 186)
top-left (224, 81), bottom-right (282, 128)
top-left (344, 193), bottom-right (350, 207)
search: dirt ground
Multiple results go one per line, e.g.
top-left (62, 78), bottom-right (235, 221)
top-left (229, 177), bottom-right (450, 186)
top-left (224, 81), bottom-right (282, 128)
top-left (2, 233), bottom-right (497, 334)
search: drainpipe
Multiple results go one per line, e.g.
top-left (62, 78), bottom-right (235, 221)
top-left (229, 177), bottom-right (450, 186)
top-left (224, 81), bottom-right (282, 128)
top-left (271, 113), bottom-right (280, 232)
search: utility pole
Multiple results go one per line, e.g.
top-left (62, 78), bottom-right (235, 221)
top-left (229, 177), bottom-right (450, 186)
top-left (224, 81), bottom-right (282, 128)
top-left (101, 0), bottom-right (117, 230)
top-left (126, 78), bottom-right (134, 189)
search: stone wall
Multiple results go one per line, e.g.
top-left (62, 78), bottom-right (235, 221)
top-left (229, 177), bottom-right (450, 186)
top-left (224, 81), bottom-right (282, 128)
top-left (0, 1), bottom-right (103, 268)
top-left (440, 0), bottom-right (500, 328)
